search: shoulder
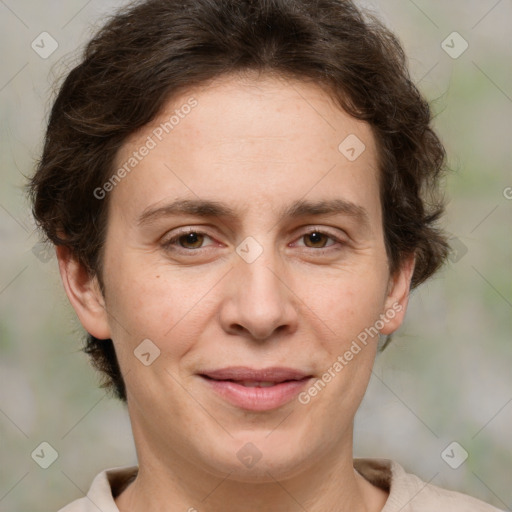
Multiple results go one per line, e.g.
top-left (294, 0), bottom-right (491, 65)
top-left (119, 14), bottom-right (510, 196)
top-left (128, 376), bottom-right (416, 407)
top-left (57, 466), bottom-right (138, 512)
top-left (386, 459), bottom-right (503, 511)
top-left (354, 458), bottom-right (504, 512)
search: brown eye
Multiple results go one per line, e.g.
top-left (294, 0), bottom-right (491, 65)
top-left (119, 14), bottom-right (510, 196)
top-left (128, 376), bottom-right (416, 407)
top-left (303, 231), bottom-right (330, 248)
top-left (177, 232), bottom-right (205, 249)
top-left (162, 229), bottom-right (217, 254)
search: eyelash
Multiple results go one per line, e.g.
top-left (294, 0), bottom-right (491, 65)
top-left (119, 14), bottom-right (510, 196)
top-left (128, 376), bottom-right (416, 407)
top-left (162, 227), bottom-right (345, 255)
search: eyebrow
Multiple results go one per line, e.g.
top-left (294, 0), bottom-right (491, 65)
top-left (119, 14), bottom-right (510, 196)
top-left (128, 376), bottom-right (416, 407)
top-left (137, 198), bottom-right (371, 230)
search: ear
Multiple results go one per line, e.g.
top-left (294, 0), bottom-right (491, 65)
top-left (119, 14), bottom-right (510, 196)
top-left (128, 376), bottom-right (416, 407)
top-left (379, 253), bottom-right (415, 335)
top-left (56, 245), bottom-right (111, 340)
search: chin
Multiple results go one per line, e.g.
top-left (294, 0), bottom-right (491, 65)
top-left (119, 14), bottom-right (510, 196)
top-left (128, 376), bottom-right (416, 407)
top-left (196, 434), bottom-right (315, 483)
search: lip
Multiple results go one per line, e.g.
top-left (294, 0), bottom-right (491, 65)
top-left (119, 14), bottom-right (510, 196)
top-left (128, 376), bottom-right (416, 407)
top-left (199, 366), bottom-right (313, 411)
top-left (201, 366), bottom-right (310, 382)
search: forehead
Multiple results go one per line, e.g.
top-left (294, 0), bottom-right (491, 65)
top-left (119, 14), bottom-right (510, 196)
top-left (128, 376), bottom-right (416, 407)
top-left (110, 72), bottom-right (381, 225)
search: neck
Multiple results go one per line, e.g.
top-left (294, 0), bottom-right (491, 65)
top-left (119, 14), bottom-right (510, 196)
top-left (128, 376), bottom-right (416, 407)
top-left (115, 424), bottom-right (387, 512)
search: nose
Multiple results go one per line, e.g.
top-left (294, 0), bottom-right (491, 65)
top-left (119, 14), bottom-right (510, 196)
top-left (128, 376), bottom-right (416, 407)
top-left (218, 249), bottom-right (299, 341)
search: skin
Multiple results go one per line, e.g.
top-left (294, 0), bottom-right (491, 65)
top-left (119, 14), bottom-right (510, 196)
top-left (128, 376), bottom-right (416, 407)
top-left (57, 71), bottom-right (414, 512)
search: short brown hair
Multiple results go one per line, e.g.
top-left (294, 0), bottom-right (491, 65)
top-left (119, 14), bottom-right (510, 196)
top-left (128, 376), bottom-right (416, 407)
top-left (29, 0), bottom-right (449, 402)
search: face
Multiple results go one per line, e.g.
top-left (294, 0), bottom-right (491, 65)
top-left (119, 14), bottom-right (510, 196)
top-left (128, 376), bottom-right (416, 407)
top-left (61, 72), bottom-right (413, 481)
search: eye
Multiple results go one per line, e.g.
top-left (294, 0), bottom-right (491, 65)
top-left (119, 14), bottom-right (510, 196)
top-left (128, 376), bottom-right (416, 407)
top-left (162, 230), bottom-right (215, 251)
top-left (301, 231), bottom-right (333, 248)
top-left (294, 229), bottom-right (344, 251)
top-left (161, 227), bottom-right (345, 255)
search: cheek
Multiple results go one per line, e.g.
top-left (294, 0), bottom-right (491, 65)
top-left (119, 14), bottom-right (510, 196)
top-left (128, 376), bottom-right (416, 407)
top-left (102, 255), bottom-right (212, 363)
top-left (297, 271), bottom-right (388, 421)
top-left (309, 266), bottom-right (389, 342)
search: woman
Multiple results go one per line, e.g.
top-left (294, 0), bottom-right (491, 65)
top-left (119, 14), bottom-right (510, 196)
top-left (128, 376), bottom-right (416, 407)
top-left (29, 0), bottom-right (503, 510)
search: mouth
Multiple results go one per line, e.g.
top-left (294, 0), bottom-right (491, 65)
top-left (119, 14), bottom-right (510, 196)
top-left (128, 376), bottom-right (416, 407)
top-left (207, 380), bottom-right (292, 388)
top-left (198, 367), bottom-right (313, 411)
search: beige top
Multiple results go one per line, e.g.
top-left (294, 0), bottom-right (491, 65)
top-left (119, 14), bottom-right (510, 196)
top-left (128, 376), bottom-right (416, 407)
top-left (58, 458), bottom-right (503, 511)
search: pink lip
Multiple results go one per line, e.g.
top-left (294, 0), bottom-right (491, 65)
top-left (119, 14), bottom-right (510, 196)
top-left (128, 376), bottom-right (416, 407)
top-left (201, 366), bottom-right (310, 382)
top-left (199, 366), bottom-right (313, 411)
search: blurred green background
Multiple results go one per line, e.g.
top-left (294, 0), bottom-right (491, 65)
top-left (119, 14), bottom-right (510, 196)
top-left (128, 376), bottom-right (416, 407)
top-left (0, 1), bottom-right (511, 510)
